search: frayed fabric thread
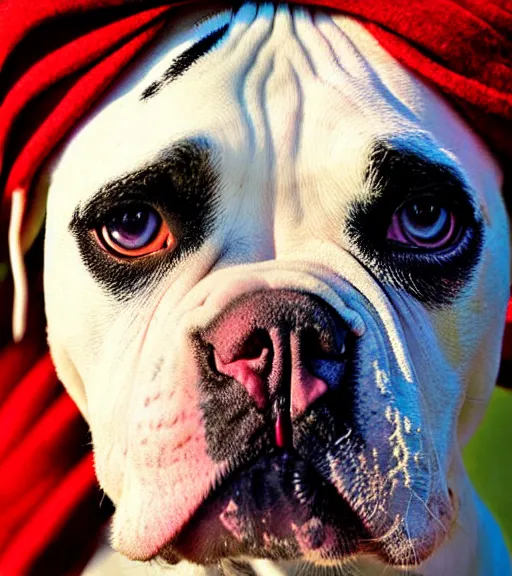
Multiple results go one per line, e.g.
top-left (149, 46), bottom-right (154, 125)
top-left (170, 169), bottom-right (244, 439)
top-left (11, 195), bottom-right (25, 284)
top-left (8, 189), bottom-right (28, 343)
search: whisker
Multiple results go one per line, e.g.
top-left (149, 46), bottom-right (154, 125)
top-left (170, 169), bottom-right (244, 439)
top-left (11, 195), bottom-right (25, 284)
top-left (408, 488), bottom-right (448, 534)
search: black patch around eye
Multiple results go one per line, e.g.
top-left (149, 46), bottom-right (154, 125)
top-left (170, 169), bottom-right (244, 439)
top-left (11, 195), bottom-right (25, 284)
top-left (345, 142), bottom-right (484, 308)
top-left (69, 139), bottom-right (219, 300)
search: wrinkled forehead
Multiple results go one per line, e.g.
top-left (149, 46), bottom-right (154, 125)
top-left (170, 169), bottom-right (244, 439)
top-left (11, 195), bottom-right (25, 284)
top-left (47, 2), bottom-right (502, 216)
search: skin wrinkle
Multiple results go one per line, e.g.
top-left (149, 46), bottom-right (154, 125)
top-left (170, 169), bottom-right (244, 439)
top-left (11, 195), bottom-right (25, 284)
top-left (320, 16), bottom-right (418, 125)
top-left (229, 4), bottom-right (272, 157)
top-left (42, 3), bottom-right (510, 575)
top-left (326, 296), bottom-right (430, 548)
top-left (288, 64), bottom-right (305, 162)
top-left (386, 289), bottom-right (450, 466)
top-left (389, 290), bottom-right (459, 500)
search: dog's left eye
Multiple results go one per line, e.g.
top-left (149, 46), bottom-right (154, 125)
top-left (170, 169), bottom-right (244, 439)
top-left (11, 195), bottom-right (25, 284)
top-left (95, 205), bottom-right (175, 258)
top-left (387, 196), bottom-right (459, 250)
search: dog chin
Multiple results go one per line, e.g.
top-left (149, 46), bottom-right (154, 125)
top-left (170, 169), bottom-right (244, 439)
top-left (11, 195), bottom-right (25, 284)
top-left (156, 451), bottom-right (362, 566)
top-left (155, 449), bottom-right (449, 569)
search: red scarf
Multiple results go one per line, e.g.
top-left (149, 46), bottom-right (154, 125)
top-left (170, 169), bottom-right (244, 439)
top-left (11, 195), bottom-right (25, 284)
top-left (1, 1), bottom-right (511, 573)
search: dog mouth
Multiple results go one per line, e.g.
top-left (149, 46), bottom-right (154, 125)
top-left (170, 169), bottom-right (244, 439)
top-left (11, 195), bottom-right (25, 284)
top-left (158, 448), bottom-right (372, 565)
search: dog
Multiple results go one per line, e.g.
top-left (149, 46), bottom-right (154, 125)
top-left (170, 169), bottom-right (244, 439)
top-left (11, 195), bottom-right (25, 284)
top-left (40, 3), bottom-right (511, 575)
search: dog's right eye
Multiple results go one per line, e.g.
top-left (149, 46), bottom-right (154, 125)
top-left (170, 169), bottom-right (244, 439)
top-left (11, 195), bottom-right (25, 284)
top-left (386, 195), bottom-right (460, 250)
top-left (94, 205), bottom-right (176, 258)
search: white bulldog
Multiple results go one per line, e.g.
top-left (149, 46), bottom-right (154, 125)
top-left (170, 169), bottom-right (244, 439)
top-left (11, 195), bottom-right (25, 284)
top-left (41, 3), bottom-right (511, 575)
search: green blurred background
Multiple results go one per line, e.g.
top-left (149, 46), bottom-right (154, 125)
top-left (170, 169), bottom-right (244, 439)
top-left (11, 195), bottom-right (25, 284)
top-left (464, 386), bottom-right (512, 551)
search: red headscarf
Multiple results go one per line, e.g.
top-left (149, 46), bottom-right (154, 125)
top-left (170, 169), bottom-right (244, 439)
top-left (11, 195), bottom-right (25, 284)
top-left (1, 1), bottom-right (511, 574)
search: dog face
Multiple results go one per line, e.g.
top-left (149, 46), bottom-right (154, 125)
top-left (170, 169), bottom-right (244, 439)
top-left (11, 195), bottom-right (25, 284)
top-left (42, 3), bottom-right (510, 572)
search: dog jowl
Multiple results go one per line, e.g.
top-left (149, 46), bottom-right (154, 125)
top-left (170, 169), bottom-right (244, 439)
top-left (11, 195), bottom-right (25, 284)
top-left (42, 3), bottom-right (511, 575)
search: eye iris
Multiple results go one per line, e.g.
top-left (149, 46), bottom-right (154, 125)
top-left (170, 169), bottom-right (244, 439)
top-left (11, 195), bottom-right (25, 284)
top-left (400, 199), bottom-right (455, 248)
top-left (107, 208), bottom-right (160, 249)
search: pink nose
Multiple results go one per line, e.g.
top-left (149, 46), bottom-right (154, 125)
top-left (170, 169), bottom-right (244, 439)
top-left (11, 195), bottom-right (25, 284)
top-left (203, 291), bottom-right (347, 448)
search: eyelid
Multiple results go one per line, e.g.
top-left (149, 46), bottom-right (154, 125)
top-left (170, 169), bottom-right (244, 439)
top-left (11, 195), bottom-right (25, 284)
top-left (80, 198), bottom-right (163, 231)
top-left (392, 192), bottom-right (461, 215)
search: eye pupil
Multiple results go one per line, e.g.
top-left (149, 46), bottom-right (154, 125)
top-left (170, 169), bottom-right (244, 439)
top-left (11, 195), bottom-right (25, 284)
top-left (106, 207), bottom-right (160, 250)
top-left (406, 201), bottom-right (443, 230)
top-left (401, 200), bottom-right (451, 245)
top-left (110, 210), bottom-right (151, 239)
top-left (387, 196), bottom-right (458, 249)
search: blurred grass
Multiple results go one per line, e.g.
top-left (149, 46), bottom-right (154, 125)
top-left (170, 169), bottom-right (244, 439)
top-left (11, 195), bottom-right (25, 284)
top-left (464, 386), bottom-right (512, 551)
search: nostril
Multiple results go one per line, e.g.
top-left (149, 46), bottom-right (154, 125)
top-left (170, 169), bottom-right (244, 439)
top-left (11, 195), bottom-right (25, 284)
top-left (300, 327), bottom-right (346, 362)
top-left (212, 329), bottom-right (273, 377)
top-left (208, 329), bottom-right (275, 411)
top-left (299, 328), bottom-right (347, 391)
top-left (235, 329), bottom-right (272, 362)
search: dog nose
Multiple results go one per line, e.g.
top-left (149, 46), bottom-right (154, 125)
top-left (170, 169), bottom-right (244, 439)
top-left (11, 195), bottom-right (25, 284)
top-left (203, 290), bottom-right (347, 448)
